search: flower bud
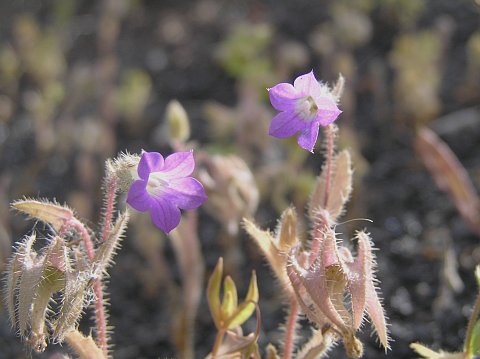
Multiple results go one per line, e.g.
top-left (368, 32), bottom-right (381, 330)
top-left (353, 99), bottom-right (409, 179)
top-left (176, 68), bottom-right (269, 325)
top-left (106, 152), bottom-right (140, 193)
top-left (166, 100), bottom-right (190, 143)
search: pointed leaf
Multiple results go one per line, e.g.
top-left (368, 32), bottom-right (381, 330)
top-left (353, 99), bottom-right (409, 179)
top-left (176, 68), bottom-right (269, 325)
top-left (277, 207), bottom-right (298, 251)
top-left (308, 150), bottom-right (352, 222)
top-left (296, 329), bottom-right (335, 359)
top-left (44, 237), bottom-right (67, 274)
top-left (286, 250), bottom-right (328, 327)
top-left (266, 344), bottom-right (280, 359)
top-left (360, 231), bottom-right (389, 350)
top-left (53, 249), bottom-right (88, 342)
top-left (475, 265), bottom-right (480, 288)
top-left (17, 234), bottom-right (43, 337)
top-left (410, 343), bottom-right (464, 359)
top-left (468, 320), bottom-right (480, 356)
top-left (12, 199), bottom-right (74, 232)
top-left (30, 267), bottom-right (63, 353)
top-left (64, 330), bottom-right (106, 359)
top-left (243, 219), bottom-right (289, 290)
top-left (221, 276), bottom-right (238, 319)
top-left (226, 271), bottom-right (258, 329)
top-left (304, 230), bottom-right (348, 332)
top-left (92, 211), bottom-right (128, 275)
top-left (207, 258), bottom-right (224, 329)
top-left (345, 231), bottom-right (369, 330)
top-left (4, 250), bottom-right (22, 328)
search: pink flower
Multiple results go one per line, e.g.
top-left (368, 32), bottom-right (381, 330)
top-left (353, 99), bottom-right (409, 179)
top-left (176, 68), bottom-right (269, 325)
top-left (268, 71), bottom-right (342, 152)
top-left (127, 151), bottom-right (207, 233)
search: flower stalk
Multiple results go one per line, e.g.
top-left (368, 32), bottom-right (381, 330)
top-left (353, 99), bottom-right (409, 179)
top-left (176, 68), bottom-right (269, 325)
top-left (283, 297), bottom-right (299, 359)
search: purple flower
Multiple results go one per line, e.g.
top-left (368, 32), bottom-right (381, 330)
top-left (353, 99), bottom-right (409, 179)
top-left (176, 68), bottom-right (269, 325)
top-left (268, 71), bottom-right (342, 152)
top-left (127, 151), bottom-right (207, 233)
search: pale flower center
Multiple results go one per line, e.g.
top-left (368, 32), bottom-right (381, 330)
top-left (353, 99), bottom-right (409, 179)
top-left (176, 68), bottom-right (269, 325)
top-left (296, 96), bottom-right (318, 121)
top-left (146, 172), bottom-right (169, 196)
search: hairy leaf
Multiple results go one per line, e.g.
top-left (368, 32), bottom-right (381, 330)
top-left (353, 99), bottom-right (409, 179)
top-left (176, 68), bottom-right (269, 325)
top-left (64, 330), bottom-right (106, 359)
top-left (12, 199), bottom-right (74, 232)
top-left (309, 150), bottom-right (353, 222)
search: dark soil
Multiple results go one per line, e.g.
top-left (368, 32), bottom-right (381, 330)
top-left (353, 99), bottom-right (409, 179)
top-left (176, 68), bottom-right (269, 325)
top-left (1, 1), bottom-right (480, 358)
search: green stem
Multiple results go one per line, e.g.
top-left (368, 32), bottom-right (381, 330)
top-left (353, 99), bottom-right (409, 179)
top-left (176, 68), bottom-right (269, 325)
top-left (465, 293), bottom-right (480, 357)
top-left (211, 328), bottom-right (226, 359)
top-left (283, 297), bottom-right (299, 359)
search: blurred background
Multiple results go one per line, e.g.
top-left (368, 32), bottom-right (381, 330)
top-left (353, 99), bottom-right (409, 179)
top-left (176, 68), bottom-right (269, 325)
top-left (0, 0), bottom-right (480, 358)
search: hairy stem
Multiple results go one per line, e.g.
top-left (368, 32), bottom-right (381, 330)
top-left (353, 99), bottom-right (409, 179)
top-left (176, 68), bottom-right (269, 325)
top-left (101, 175), bottom-right (118, 242)
top-left (322, 124), bottom-right (335, 209)
top-left (93, 281), bottom-right (109, 358)
top-left (283, 297), bottom-right (300, 359)
top-left (72, 219), bottom-right (95, 260)
top-left (71, 219), bottom-right (109, 357)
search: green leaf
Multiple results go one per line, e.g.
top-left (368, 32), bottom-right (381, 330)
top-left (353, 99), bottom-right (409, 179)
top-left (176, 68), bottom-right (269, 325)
top-left (475, 265), bottom-right (480, 288)
top-left (221, 276), bottom-right (238, 319)
top-left (207, 258), bottom-right (224, 329)
top-left (469, 320), bottom-right (480, 356)
top-left (226, 271), bottom-right (258, 329)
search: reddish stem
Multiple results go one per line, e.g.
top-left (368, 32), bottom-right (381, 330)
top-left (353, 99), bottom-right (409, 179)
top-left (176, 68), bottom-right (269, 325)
top-left (283, 297), bottom-right (299, 359)
top-left (71, 218), bottom-right (109, 357)
top-left (101, 175), bottom-right (117, 241)
top-left (72, 220), bottom-right (95, 260)
top-left (308, 126), bottom-right (335, 263)
top-left (322, 125), bottom-right (334, 209)
top-left (93, 281), bottom-right (109, 358)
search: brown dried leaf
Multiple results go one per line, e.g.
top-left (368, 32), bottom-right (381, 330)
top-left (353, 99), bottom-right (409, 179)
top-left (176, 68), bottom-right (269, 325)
top-left (308, 150), bottom-right (353, 222)
top-left (415, 127), bottom-right (480, 236)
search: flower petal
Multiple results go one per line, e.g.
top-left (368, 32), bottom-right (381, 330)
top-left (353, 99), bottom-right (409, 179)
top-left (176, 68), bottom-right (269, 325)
top-left (165, 177), bottom-right (208, 210)
top-left (293, 71), bottom-right (323, 97)
top-left (126, 180), bottom-right (151, 212)
top-left (297, 122), bottom-right (320, 152)
top-left (138, 152), bottom-right (164, 180)
top-left (268, 83), bottom-right (301, 111)
top-left (314, 97), bottom-right (342, 126)
top-left (162, 151), bottom-right (195, 178)
top-left (269, 111), bottom-right (306, 139)
top-left (150, 198), bottom-right (181, 233)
